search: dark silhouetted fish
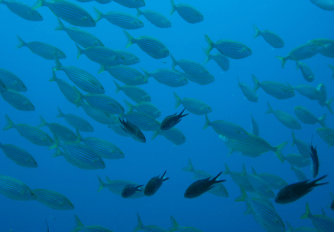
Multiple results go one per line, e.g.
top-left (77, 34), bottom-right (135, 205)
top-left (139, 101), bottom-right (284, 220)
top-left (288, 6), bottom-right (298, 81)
top-left (119, 118), bottom-right (146, 143)
top-left (121, 184), bottom-right (143, 198)
top-left (309, 140), bottom-right (319, 178)
top-left (144, 171), bottom-right (169, 196)
top-left (161, 108), bottom-right (188, 130)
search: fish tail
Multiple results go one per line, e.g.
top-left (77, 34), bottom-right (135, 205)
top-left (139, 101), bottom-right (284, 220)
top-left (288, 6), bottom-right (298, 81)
top-left (301, 202), bottom-right (312, 219)
top-left (211, 171), bottom-right (223, 183)
top-left (329, 64), bottom-right (334, 79)
top-left (49, 70), bottom-right (58, 82)
top-left (141, 67), bottom-right (150, 79)
top-left (93, 7), bottom-right (103, 23)
top-left (151, 130), bottom-right (160, 140)
top-left (48, 134), bottom-right (59, 150)
top-left (241, 163), bottom-right (247, 174)
top-left (170, 54), bottom-right (177, 69)
top-left (136, 8), bottom-right (142, 17)
top-left (179, 108), bottom-right (188, 118)
top-left (296, 61), bottom-right (300, 70)
top-left (290, 164), bottom-right (295, 171)
top-left (37, 115), bottom-right (47, 127)
top-left (274, 141), bottom-right (288, 163)
top-left (113, 80), bottom-right (121, 93)
top-left (223, 163), bottom-right (230, 174)
top-left (56, 108), bottom-right (64, 118)
top-left (53, 55), bottom-right (62, 70)
top-left (310, 175), bottom-right (328, 187)
top-left (291, 131), bottom-right (296, 147)
top-left (173, 92), bottom-right (181, 108)
top-left (123, 30), bottom-right (134, 48)
top-left (244, 204), bottom-right (252, 215)
top-left (203, 114), bottom-right (211, 129)
top-left (75, 129), bottom-right (82, 143)
top-left (182, 158), bottom-right (195, 172)
top-left (285, 221), bottom-right (293, 230)
top-left (55, 18), bottom-right (65, 31)
top-left (75, 43), bottom-right (83, 59)
top-left (16, 35), bottom-right (26, 49)
top-left (204, 34), bottom-right (213, 53)
top-left (251, 74), bottom-right (260, 92)
top-left (235, 187), bottom-right (247, 202)
top-left (251, 166), bottom-right (257, 175)
top-left (97, 175), bottom-right (107, 192)
top-left (319, 113), bottom-right (327, 128)
top-left (123, 99), bottom-right (134, 114)
top-left (134, 213), bottom-right (144, 232)
top-left (3, 115), bottom-right (14, 131)
top-left (253, 25), bottom-right (261, 38)
top-left (202, 47), bottom-right (210, 65)
top-left (169, 216), bottom-right (179, 232)
top-left (74, 87), bottom-right (83, 104)
top-left (51, 148), bottom-right (62, 157)
top-left (170, 0), bottom-right (176, 15)
top-left (32, 0), bottom-right (45, 10)
top-left (265, 102), bottom-right (274, 114)
top-left (161, 170), bottom-right (169, 181)
top-left (326, 98), bottom-right (333, 115)
top-left (97, 65), bottom-right (106, 74)
top-left (71, 215), bottom-right (84, 232)
top-left (276, 56), bottom-right (288, 69)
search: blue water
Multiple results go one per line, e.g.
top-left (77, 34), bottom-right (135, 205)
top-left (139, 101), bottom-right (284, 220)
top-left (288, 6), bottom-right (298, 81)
top-left (0, 0), bottom-right (333, 231)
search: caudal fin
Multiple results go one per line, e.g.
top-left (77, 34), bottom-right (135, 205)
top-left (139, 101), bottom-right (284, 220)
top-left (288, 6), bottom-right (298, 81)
top-left (49, 70), bottom-right (58, 82)
top-left (202, 47), bottom-right (211, 65)
top-left (203, 114), bottom-right (211, 129)
top-left (170, 0), bottom-right (176, 15)
top-left (326, 98), bottom-right (333, 115)
top-left (141, 67), bottom-right (151, 79)
top-left (37, 115), bottom-right (47, 128)
top-left (55, 18), bottom-right (65, 31)
top-left (97, 176), bottom-right (105, 192)
top-left (253, 25), bottom-right (261, 38)
top-left (134, 213), bottom-right (144, 232)
top-left (136, 8), bottom-right (142, 17)
top-left (173, 92), bottom-right (181, 108)
top-left (71, 215), bottom-right (84, 232)
top-left (235, 187), bottom-right (247, 202)
top-left (274, 141), bottom-right (288, 163)
top-left (75, 43), bottom-right (83, 59)
top-left (276, 56), bottom-right (288, 69)
top-left (169, 216), bottom-right (179, 232)
top-left (265, 102), bottom-right (274, 114)
top-left (16, 35), bottom-right (26, 49)
top-left (204, 34), bottom-right (214, 53)
top-left (56, 108), bottom-right (64, 118)
top-left (182, 158), bottom-right (195, 172)
top-left (170, 54), bottom-right (178, 69)
top-left (319, 113), bottom-right (327, 128)
top-left (251, 74), bottom-right (260, 92)
top-left (123, 99), bottom-right (134, 114)
top-left (3, 115), bottom-right (14, 131)
top-left (93, 7), bottom-right (103, 23)
top-left (223, 163), bottom-right (230, 174)
top-left (32, 0), bottom-right (45, 10)
top-left (310, 175), bottom-right (328, 187)
top-left (113, 80), bottom-right (121, 94)
top-left (300, 202), bottom-right (312, 219)
top-left (291, 131), bottom-right (297, 147)
top-left (123, 30), bottom-right (134, 48)
top-left (53, 55), bottom-right (62, 71)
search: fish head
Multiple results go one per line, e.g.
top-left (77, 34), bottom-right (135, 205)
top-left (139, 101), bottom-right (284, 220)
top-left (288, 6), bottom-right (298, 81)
top-left (294, 106), bottom-right (303, 114)
top-left (317, 83), bottom-right (326, 93)
top-left (136, 20), bottom-right (144, 28)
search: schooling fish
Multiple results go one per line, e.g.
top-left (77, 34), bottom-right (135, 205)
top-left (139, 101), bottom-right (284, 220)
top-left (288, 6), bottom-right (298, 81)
top-left (309, 141), bottom-right (319, 178)
top-left (144, 171), bottom-right (169, 196)
top-left (161, 108), bottom-right (188, 130)
top-left (119, 118), bottom-right (146, 143)
top-left (253, 25), bottom-right (284, 48)
top-left (275, 175), bottom-right (328, 204)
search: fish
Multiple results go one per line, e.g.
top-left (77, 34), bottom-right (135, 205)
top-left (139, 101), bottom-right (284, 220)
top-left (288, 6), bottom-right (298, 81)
top-left (237, 76), bottom-right (258, 102)
top-left (144, 171), bottom-right (169, 196)
top-left (134, 213), bottom-right (168, 232)
top-left (252, 167), bottom-right (288, 190)
top-left (316, 127), bottom-right (334, 147)
top-left (0, 0), bottom-right (43, 21)
top-left (253, 25), bottom-right (284, 48)
top-left (38, 116), bottom-right (77, 142)
top-left (0, 175), bottom-right (36, 201)
top-left (123, 111), bottom-right (160, 131)
top-left (317, 83), bottom-right (333, 114)
top-left (76, 44), bottom-right (125, 67)
top-left (0, 80), bottom-right (35, 111)
top-left (310, 0), bottom-right (334, 10)
top-left (151, 127), bottom-right (186, 146)
top-left (97, 176), bottom-right (144, 199)
top-left (52, 148), bottom-right (93, 170)
top-left (113, 0), bottom-right (145, 8)
top-left (292, 84), bottom-right (322, 100)
top-left (0, 142), bottom-right (38, 168)
top-left (136, 8), bottom-right (171, 28)
top-left (252, 75), bottom-right (295, 99)
top-left (291, 165), bottom-right (308, 182)
top-left (285, 221), bottom-right (318, 232)
top-left (292, 131), bottom-right (312, 159)
top-left (182, 158), bottom-right (228, 198)
top-left (71, 215), bottom-right (113, 232)
top-left (169, 216), bottom-right (203, 232)
top-left (0, 68), bottom-right (26, 92)
top-left (119, 118), bottom-right (146, 143)
top-left (204, 114), bottom-right (249, 139)
top-left (94, 7), bottom-right (144, 29)
top-left (141, 68), bottom-right (188, 87)
top-left (74, 92), bottom-right (124, 115)
top-left (301, 202), bottom-right (334, 232)
top-left (108, 123), bottom-right (130, 137)
top-left (55, 18), bottom-right (104, 48)
top-left (114, 49), bottom-right (140, 65)
top-left (251, 114), bottom-right (259, 136)
top-left (266, 102), bottom-right (302, 130)
top-left (114, 80), bottom-right (151, 103)
top-left (124, 30), bottom-right (169, 59)
top-left (171, 55), bottom-right (214, 85)
top-left (174, 92), bottom-right (212, 115)
top-left (276, 42), bottom-right (324, 68)
top-left (223, 163), bottom-right (255, 192)
top-left (49, 135), bottom-right (105, 170)
top-left (219, 134), bottom-right (287, 163)
top-left (49, 70), bottom-right (79, 105)
top-left (99, 65), bottom-right (147, 86)
top-left (275, 175), bottom-right (328, 204)
top-left (282, 153), bottom-right (311, 167)
top-left (78, 100), bottom-right (118, 125)
top-left (170, 0), bottom-right (203, 24)
top-left (16, 35), bottom-right (66, 60)
top-left (76, 130), bottom-right (124, 159)
top-left (33, 0), bottom-right (96, 27)
top-left (294, 106), bottom-right (326, 127)
top-left (3, 115), bottom-right (53, 147)
top-left (184, 172), bottom-right (225, 198)
top-left (32, 189), bottom-right (74, 210)
top-left (124, 100), bottom-right (161, 118)
top-left (161, 108), bottom-right (188, 130)
top-left (203, 49), bottom-right (230, 72)
top-left (296, 62), bottom-right (315, 82)
top-left (56, 108), bottom-right (94, 132)
top-left (235, 187), bottom-right (285, 232)
top-left (121, 184), bottom-right (143, 198)
top-left (205, 34), bottom-right (252, 59)
top-left (54, 55), bottom-right (105, 94)
top-left (310, 38), bottom-right (334, 58)
top-left (329, 64), bottom-right (334, 79)
top-left (309, 141), bottom-right (319, 178)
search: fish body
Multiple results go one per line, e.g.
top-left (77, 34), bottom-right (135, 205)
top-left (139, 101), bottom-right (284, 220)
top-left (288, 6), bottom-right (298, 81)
top-left (292, 84), bottom-right (321, 100)
top-left (121, 184), bottom-right (143, 198)
top-left (114, 49), bottom-right (140, 65)
top-left (311, 0), bottom-right (334, 10)
top-left (114, 80), bottom-right (150, 103)
top-left (144, 171), bottom-right (169, 196)
top-left (301, 202), bottom-right (334, 232)
top-left (78, 100), bottom-right (118, 125)
top-left (170, 0), bottom-right (203, 24)
top-left (174, 92), bottom-right (211, 115)
top-left (169, 216), bottom-right (203, 232)
top-left (50, 71), bottom-right (79, 104)
top-left (38, 116), bottom-right (77, 142)
top-left (123, 111), bottom-right (160, 131)
top-left (33, 189), bottom-right (74, 210)
top-left (283, 153), bottom-right (311, 167)
top-left (253, 25), bottom-right (284, 48)
top-left (0, 175), bottom-right (36, 201)
top-left (56, 108), bottom-right (94, 132)
top-left (251, 115), bottom-right (259, 136)
top-left (152, 127), bottom-right (186, 146)
top-left (203, 51), bottom-right (230, 72)
top-left (266, 102), bottom-right (301, 130)
top-left (223, 164), bottom-right (255, 192)
top-left (100, 65), bottom-right (147, 86)
top-left (1, 0), bottom-right (43, 21)
top-left (124, 100), bottom-right (161, 118)
top-left (142, 68), bottom-right (188, 87)
top-left (237, 76), bottom-right (258, 102)
top-left (113, 0), bottom-right (145, 8)
top-left (309, 143), bottom-right (319, 178)
top-left (161, 108), bottom-right (188, 130)
top-left (316, 127), bottom-right (334, 147)
top-left (285, 221), bottom-right (318, 232)
top-left (275, 175), bottom-right (328, 204)
top-left (294, 106), bottom-right (326, 127)
top-left (134, 214), bottom-right (168, 232)
top-left (317, 83), bottom-right (333, 114)
top-left (119, 118), bottom-right (146, 143)
top-left (0, 143), bottom-right (37, 168)
top-left (291, 165), bottom-right (307, 182)
top-left (137, 8), bottom-right (171, 28)
top-left (245, 167), bottom-right (275, 198)
top-left (72, 215), bottom-right (113, 232)
top-left (257, 172), bottom-right (288, 190)
top-left (0, 82), bottom-right (35, 111)
top-left (310, 38), bottom-right (334, 58)
top-left (296, 62), bottom-right (315, 82)
top-left (0, 68), bottom-right (27, 92)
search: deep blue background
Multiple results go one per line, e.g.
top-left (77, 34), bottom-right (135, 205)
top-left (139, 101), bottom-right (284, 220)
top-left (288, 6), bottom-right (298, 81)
top-left (0, 0), bottom-right (333, 231)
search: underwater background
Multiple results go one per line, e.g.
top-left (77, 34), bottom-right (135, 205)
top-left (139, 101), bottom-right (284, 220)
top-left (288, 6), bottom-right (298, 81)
top-left (0, 0), bottom-right (333, 231)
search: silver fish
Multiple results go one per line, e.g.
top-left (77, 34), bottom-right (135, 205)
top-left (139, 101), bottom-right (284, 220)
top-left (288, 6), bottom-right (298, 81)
top-left (0, 68), bottom-right (27, 92)
top-left (114, 81), bottom-right (151, 103)
top-left (266, 102), bottom-right (301, 130)
top-left (78, 100), bottom-right (118, 125)
top-left (237, 76), bottom-right (258, 102)
top-left (56, 108), bottom-right (94, 132)
top-left (203, 49), bottom-right (230, 72)
top-left (0, 0), bottom-right (43, 21)
top-left (310, 0), bottom-right (334, 10)
top-left (136, 8), bottom-right (171, 28)
top-left (124, 100), bottom-right (161, 118)
top-left (170, 0), bottom-right (204, 24)
top-left (253, 25), bottom-right (284, 48)
top-left (283, 153), bottom-right (311, 168)
top-left (294, 106), bottom-right (326, 127)
top-left (99, 65), bottom-right (147, 86)
top-left (0, 143), bottom-right (37, 168)
top-left (296, 62), bottom-right (315, 82)
top-left (174, 92), bottom-right (212, 115)
top-left (32, 189), bottom-right (74, 210)
top-left (301, 202), bottom-right (334, 232)
top-left (151, 127), bottom-right (186, 146)
top-left (316, 127), bottom-right (334, 147)
top-left (291, 165), bottom-right (307, 182)
top-left (38, 116), bottom-right (77, 142)
top-left (142, 68), bottom-right (188, 87)
top-left (0, 175), bottom-right (36, 201)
